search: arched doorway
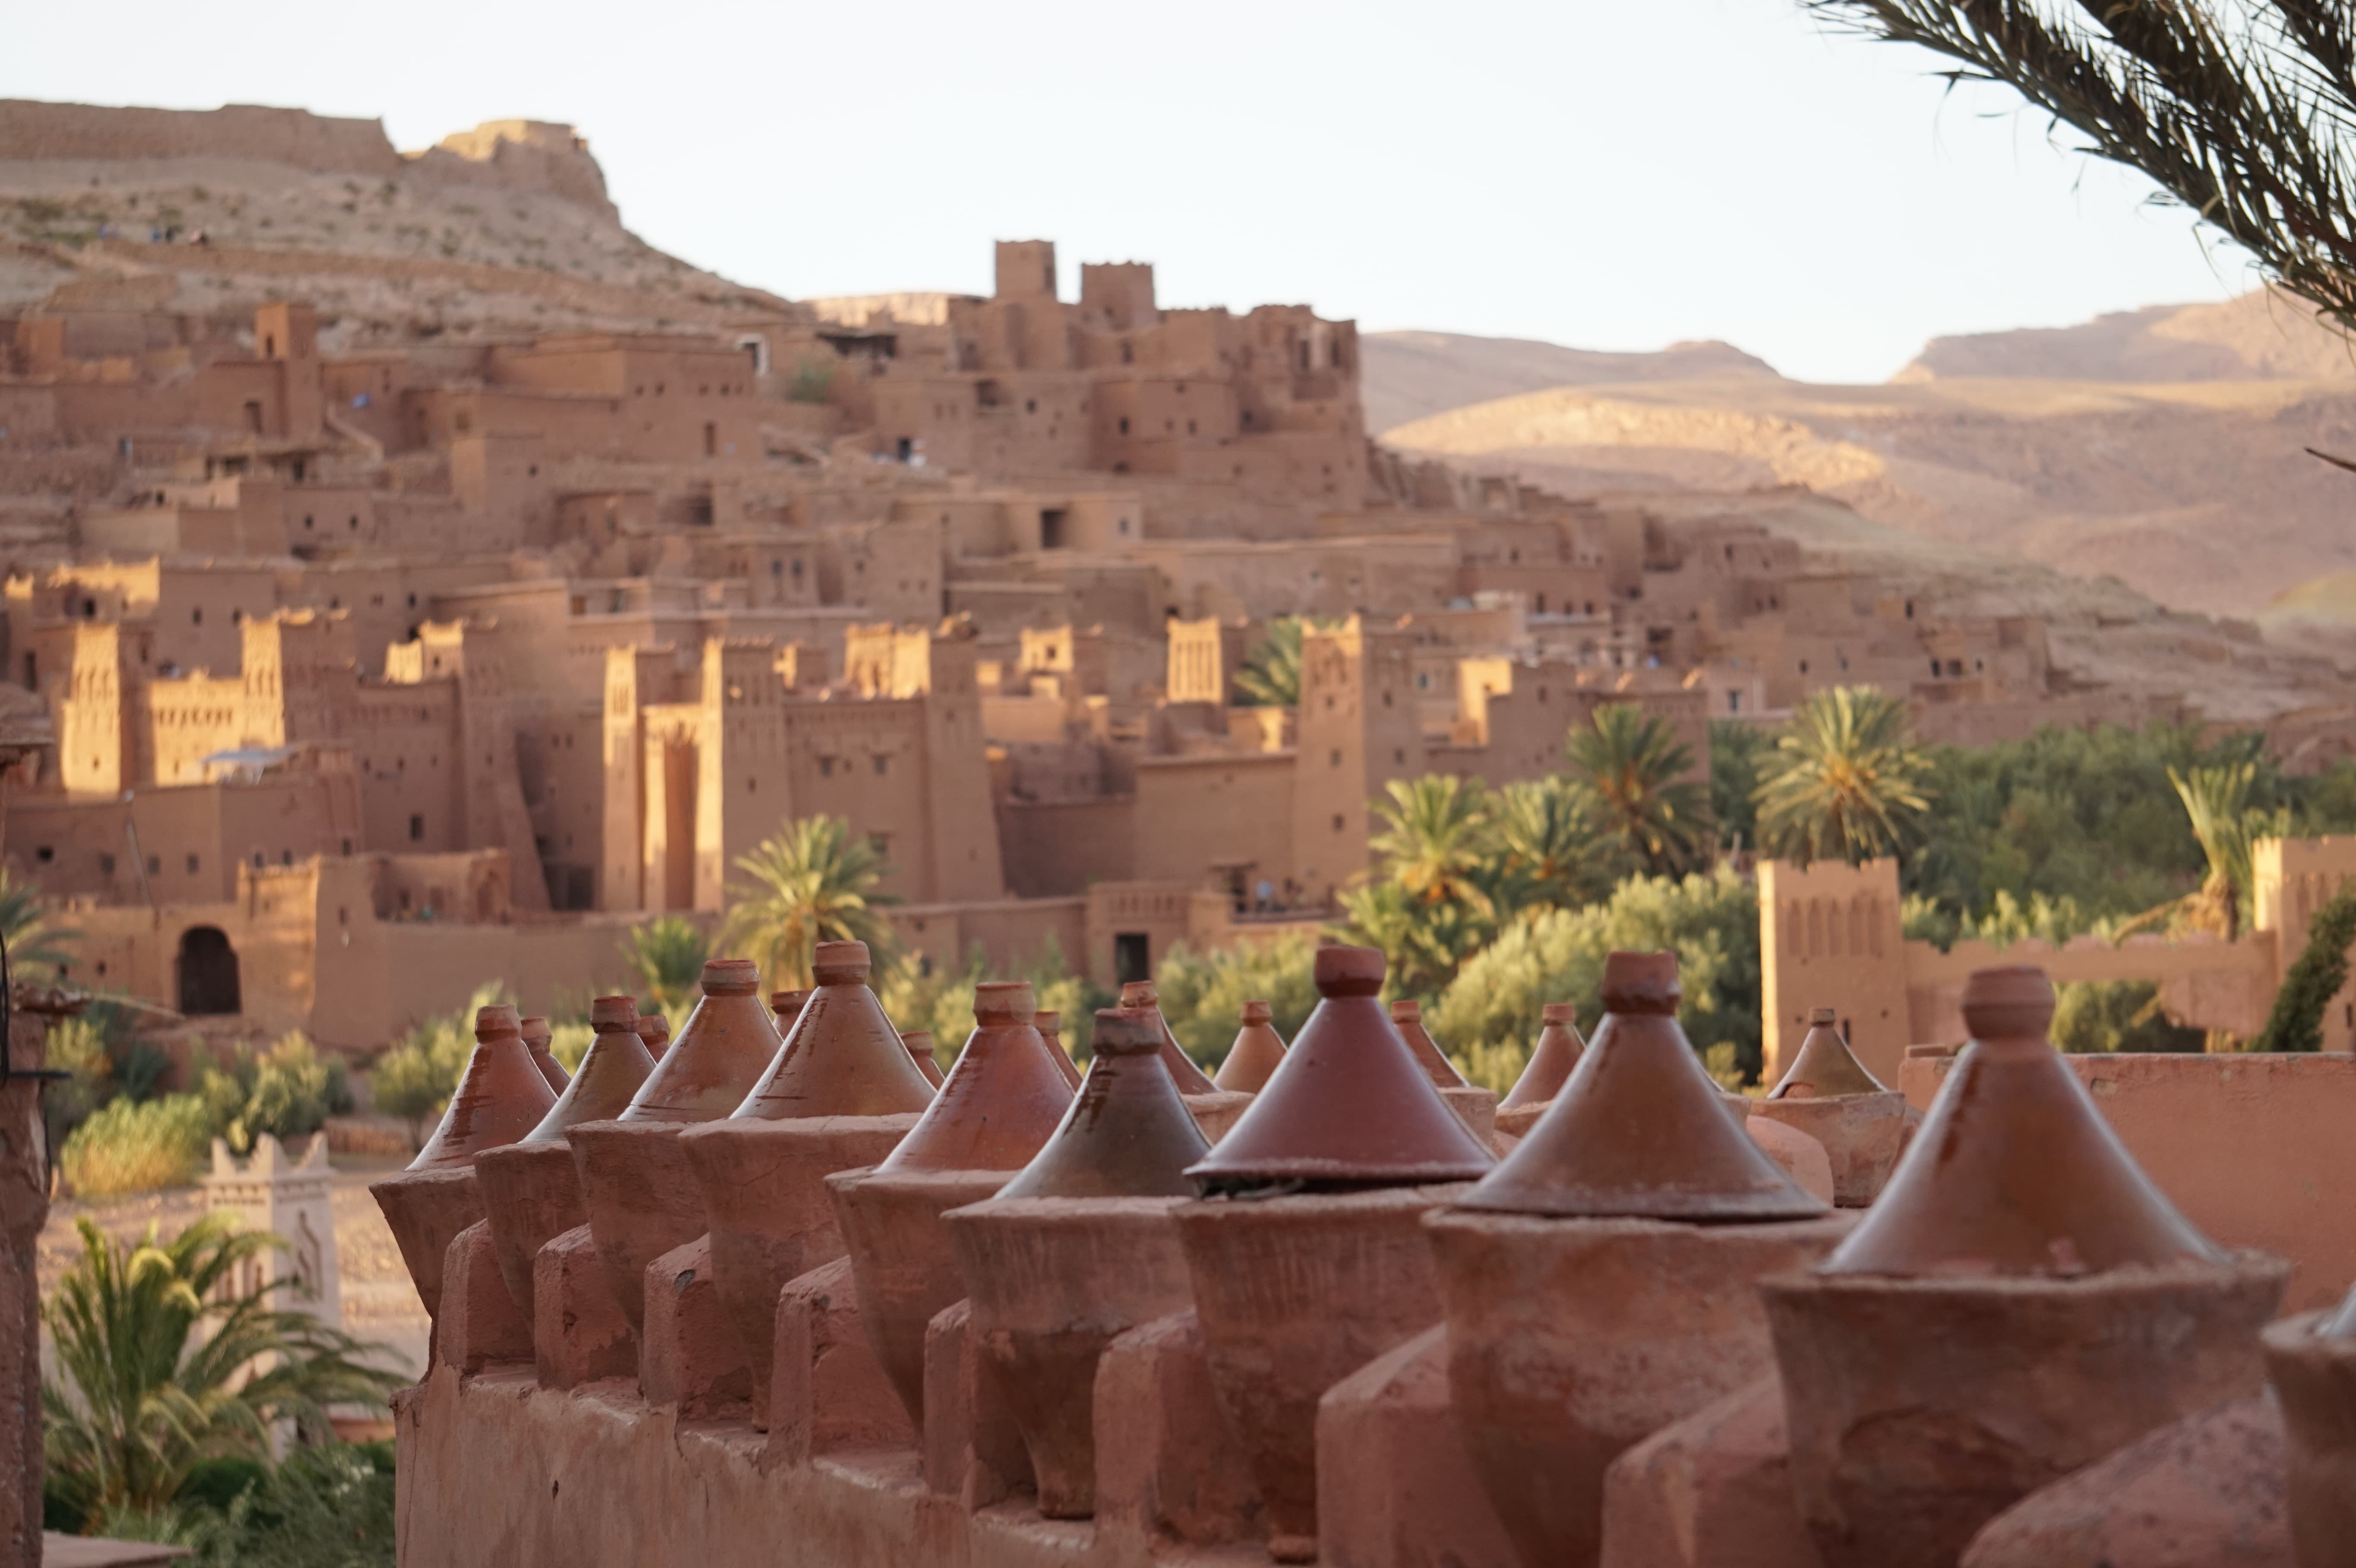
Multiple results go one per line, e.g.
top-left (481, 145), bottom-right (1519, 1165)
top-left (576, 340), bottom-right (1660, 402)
top-left (177, 926), bottom-right (241, 1016)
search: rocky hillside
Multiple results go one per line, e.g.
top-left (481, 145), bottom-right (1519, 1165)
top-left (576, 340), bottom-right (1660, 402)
top-left (1361, 330), bottom-right (1776, 433)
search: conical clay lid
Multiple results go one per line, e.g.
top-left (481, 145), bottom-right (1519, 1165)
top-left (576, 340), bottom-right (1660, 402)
top-left (732, 942), bottom-right (936, 1119)
top-left (1824, 966), bottom-right (2223, 1276)
top-left (1035, 1011), bottom-right (1084, 1089)
top-left (1500, 1003), bottom-right (1584, 1110)
top-left (520, 1015), bottom-right (570, 1093)
top-left (1768, 1008), bottom-right (1886, 1099)
top-left (1459, 952), bottom-right (1824, 1220)
top-left (2321, 1280), bottom-right (2356, 1339)
top-left (997, 1008), bottom-right (1212, 1198)
top-left (1213, 1000), bottom-right (1287, 1093)
top-left (409, 1004), bottom-right (560, 1170)
top-left (902, 1031), bottom-right (946, 1087)
top-left (620, 959), bottom-right (783, 1123)
top-left (1186, 945), bottom-right (1495, 1190)
top-left (875, 980), bottom-right (1074, 1173)
top-left (1119, 981), bottom-right (1219, 1095)
top-left (770, 989), bottom-right (812, 1035)
top-left (521, 996), bottom-right (656, 1144)
top-left (635, 1012), bottom-right (671, 1060)
top-left (1390, 999), bottom-right (1469, 1089)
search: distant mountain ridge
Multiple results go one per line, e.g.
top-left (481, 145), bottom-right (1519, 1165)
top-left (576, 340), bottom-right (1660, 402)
top-left (1899, 288), bottom-right (2356, 384)
top-left (1361, 330), bottom-right (1776, 434)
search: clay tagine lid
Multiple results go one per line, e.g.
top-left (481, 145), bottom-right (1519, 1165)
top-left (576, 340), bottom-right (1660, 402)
top-left (634, 1011), bottom-right (671, 1060)
top-left (875, 980), bottom-right (1075, 1173)
top-left (519, 1015), bottom-right (570, 1093)
top-left (997, 1007), bottom-right (1212, 1199)
top-left (901, 1030), bottom-right (945, 1088)
top-left (1035, 1010), bottom-right (1084, 1089)
top-left (1767, 1007), bottom-right (1886, 1100)
top-left (730, 941), bottom-right (935, 1119)
top-left (2321, 1280), bottom-right (2356, 1339)
top-left (619, 959), bottom-right (783, 1124)
top-left (521, 996), bottom-right (656, 1144)
top-left (1389, 998), bottom-right (1469, 1089)
top-left (408, 1004), bottom-right (559, 1170)
top-left (1213, 999), bottom-right (1288, 1093)
top-left (770, 989), bottom-right (812, 1033)
top-left (1118, 980), bottom-right (1220, 1095)
top-left (1499, 1002), bottom-right (1584, 1110)
top-left (1458, 952), bottom-right (1825, 1220)
top-left (1824, 966), bottom-right (2224, 1277)
top-left (1186, 945), bottom-right (1496, 1191)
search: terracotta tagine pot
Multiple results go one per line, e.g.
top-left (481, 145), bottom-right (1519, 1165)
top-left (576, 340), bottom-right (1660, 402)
top-left (1212, 999), bottom-right (1287, 1093)
top-left (371, 1004), bottom-right (557, 1325)
top-left (1499, 1001), bottom-right (1583, 1111)
top-left (901, 1031), bottom-right (945, 1088)
top-left (731, 942), bottom-right (935, 1120)
top-left (943, 1007), bottom-right (1212, 1515)
top-left (634, 1010), bottom-right (670, 1060)
top-left (475, 996), bottom-right (656, 1320)
top-left (520, 1015), bottom-right (569, 1093)
top-left (570, 959), bottom-right (785, 1334)
top-left (827, 980), bottom-right (1074, 1432)
top-left (2263, 1278), bottom-right (2356, 1564)
top-left (1035, 1009), bottom-right (1084, 1089)
top-left (1752, 1006), bottom-right (1909, 1207)
top-left (770, 988), bottom-right (811, 1037)
top-left (1119, 980), bottom-right (1220, 1095)
top-left (1428, 950), bottom-right (1844, 1568)
top-left (1388, 997), bottom-right (1466, 1088)
top-left (1763, 965), bottom-right (2286, 1568)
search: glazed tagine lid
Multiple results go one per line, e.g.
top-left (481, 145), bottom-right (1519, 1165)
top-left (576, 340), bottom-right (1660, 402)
top-left (901, 1031), bottom-right (946, 1088)
top-left (996, 1007), bottom-right (1212, 1199)
top-left (874, 980), bottom-right (1075, 1173)
top-left (1212, 999), bottom-right (1288, 1093)
top-left (521, 996), bottom-right (657, 1144)
top-left (618, 959), bottom-right (784, 1124)
top-left (1035, 1010), bottom-right (1085, 1089)
top-left (409, 1004), bottom-right (560, 1170)
top-left (1389, 999), bottom-right (1469, 1089)
top-left (1119, 981), bottom-right (1221, 1095)
top-left (1499, 1002), bottom-right (1584, 1110)
top-left (520, 1015), bottom-right (570, 1093)
top-left (770, 989), bottom-right (812, 1033)
top-left (731, 941), bottom-right (936, 1119)
top-left (1767, 1007), bottom-right (1886, 1099)
top-left (1457, 952), bottom-right (1826, 1220)
top-left (2321, 1279), bottom-right (2356, 1339)
top-left (1185, 945), bottom-right (1496, 1191)
top-left (1823, 966), bottom-right (2225, 1277)
top-left (634, 1011), bottom-right (671, 1060)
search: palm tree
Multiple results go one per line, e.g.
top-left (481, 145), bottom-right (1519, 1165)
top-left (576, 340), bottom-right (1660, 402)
top-left (1754, 686), bottom-right (1933, 868)
top-left (1233, 619), bottom-right (1305, 708)
top-left (1492, 776), bottom-right (1615, 914)
top-left (0, 863), bottom-right (80, 977)
top-left (617, 916), bottom-right (709, 1017)
top-left (1368, 776), bottom-right (1496, 912)
top-left (44, 1215), bottom-right (405, 1526)
top-left (1564, 704), bottom-right (1710, 874)
top-left (717, 815), bottom-right (898, 989)
top-left (2167, 763), bottom-right (2274, 942)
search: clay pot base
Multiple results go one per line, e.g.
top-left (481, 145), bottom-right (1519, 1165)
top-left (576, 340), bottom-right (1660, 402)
top-left (827, 1167), bottom-right (1018, 1432)
top-left (474, 1141), bottom-right (588, 1320)
top-left (1751, 1091), bottom-right (1907, 1208)
top-left (1764, 1254), bottom-right (2287, 1568)
top-left (371, 1166), bottom-right (483, 1323)
top-left (567, 1119), bottom-right (708, 1334)
top-left (2263, 1309), bottom-right (2356, 1568)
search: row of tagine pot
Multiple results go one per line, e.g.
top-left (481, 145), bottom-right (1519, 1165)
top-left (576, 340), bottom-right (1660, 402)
top-left (372, 943), bottom-right (2356, 1568)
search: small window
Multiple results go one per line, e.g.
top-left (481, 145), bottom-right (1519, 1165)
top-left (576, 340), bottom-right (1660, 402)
top-left (341, 838), bottom-right (352, 855)
top-left (186, 854), bottom-right (200, 874)
top-left (1330, 814), bottom-right (1345, 833)
top-left (873, 754), bottom-right (889, 776)
top-left (281, 850), bottom-right (293, 866)
top-left (33, 846), bottom-right (51, 863)
top-left (820, 757), bottom-right (835, 778)
top-left (1118, 417), bottom-right (1130, 436)
top-left (409, 813), bottom-right (425, 841)
top-left (146, 855), bottom-right (159, 875)
top-left (98, 853), bottom-right (115, 876)
top-left (191, 607), bottom-right (203, 626)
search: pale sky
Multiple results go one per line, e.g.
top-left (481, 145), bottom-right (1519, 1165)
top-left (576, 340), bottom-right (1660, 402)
top-left (4, 0), bottom-right (2257, 383)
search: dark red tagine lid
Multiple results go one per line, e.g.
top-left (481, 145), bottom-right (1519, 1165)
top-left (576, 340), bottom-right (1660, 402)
top-left (996, 1007), bottom-right (1212, 1199)
top-left (520, 1015), bottom-right (569, 1093)
top-left (619, 959), bottom-right (782, 1123)
top-left (1035, 1010), bottom-right (1085, 1089)
top-left (1823, 966), bottom-right (2225, 1277)
top-left (1185, 945), bottom-right (1495, 1192)
top-left (1389, 998), bottom-right (1469, 1089)
top-left (901, 1031), bottom-right (946, 1088)
top-left (1212, 999), bottom-right (1288, 1093)
top-left (521, 995), bottom-right (656, 1144)
top-left (875, 980), bottom-right (1075, 1173)
top-left (634, 1011), bottom-right (671, 1060)
top-left (1499, 1002), bottom-right (1584, 1110)
top-left (1119, 980), bottom-right (1220, 1095)
top-left (731, 941), bottom-right (936, 1119)
top-left (1458, 951), bottom-right (1826, 1220)
top-left (1767, 1007), bottom-right (1886, 1099)
top-left (410, 1004), bottom-right (559, 1170)
top-left (770, 989), bottom-right (812, 1034)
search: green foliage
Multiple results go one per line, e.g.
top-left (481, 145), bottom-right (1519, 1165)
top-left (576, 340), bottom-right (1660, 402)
top-left (1755, 686), bottom-right (1933, 867)
top-left (2166, 762), bottom-right (2286, 939)
top-left (0, 862), bottom-right (82, 977)
top-left (1708, 720), bottom-right (1773, 851)
top-left (368, 982), bottom-right (504, 1150)
top-left (618, 916), bottom-right (709, 1021)
top-left (718, 815), bottom-right (898, 990)
top-left (2250, 883), bottom-right (2356, 1053)
top-left (195, 1033), bottom-right (347, 1155)
top-left (1151, 932), bottom-right (1320, 1068)
top-left (875, 935), bottom-right (1112, 1063)
top-left (1431, 866), bottom-right (1762, 1088)
top-left (786, 357), bottom-right (834, 405)
top-left (2050, 980), bottom-right (2205, 1054)
top-left (1564, 704), bottom-right (1710, 875)
top-left (1491, 775), bottom-right (1621, 913)
top-left (1233, 618), bottom-right (1305, 708)
top-left (547, 1020), bottom-right (595, 1075)
top-left (42, 1216), bottom-right (405, 1524)
top-left (59, 1095), bottom-right (214, 1196)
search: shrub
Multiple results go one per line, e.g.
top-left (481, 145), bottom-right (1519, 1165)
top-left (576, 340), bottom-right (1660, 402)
top-left (2049, 980), bottom-right (2204, 1053)
top-left (59, 1094), bottom-right (214, 1195)
top-left (368, 984), bottom-right (504, 1149)
top-left (875, 936), bottom-right (1111, 1064)
top-left (1152, 933), bottom-right (1319, 1070)
top-left (547, 1020), bottom-right (595, 1074)
top-left (197, 1033), bottom-right (345, 1154)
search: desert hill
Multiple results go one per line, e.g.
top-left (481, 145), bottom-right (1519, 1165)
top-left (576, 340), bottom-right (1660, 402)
top-left (1361, 330), bottom-right (1776, 433)
top-left (1900, 287), bottom-right (2356, 383)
